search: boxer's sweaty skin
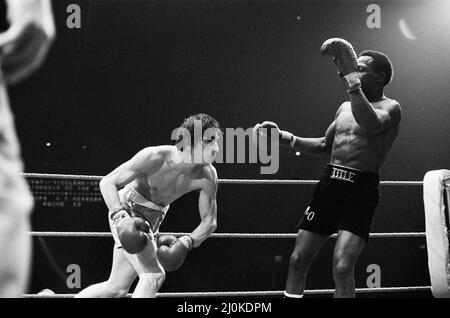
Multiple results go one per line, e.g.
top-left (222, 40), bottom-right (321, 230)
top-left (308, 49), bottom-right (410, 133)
top-left (289, 56), bottom-right (401, 173)
top-left (121, 146), bottom-right (215, 207)
top-left (76, 135), bottom-right (219, 298)
top-left (282, 52), bottom-right (401, 298)
top-left (128, 146), bottom-right (216, 207)
top-left (330, 98), bottom-right (400, 174)
top-left (100, 138), bottom-right (219, 248)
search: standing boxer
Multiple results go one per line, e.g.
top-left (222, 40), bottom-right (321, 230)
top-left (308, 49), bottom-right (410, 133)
top-left (254, 39), bottom-right (401, 298)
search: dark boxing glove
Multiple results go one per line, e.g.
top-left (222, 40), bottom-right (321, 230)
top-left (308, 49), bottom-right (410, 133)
top-left (156, 235), bottom-right (194, 272)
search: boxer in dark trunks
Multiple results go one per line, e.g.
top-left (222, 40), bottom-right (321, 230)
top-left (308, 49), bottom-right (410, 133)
top-left (253, 38), bottom-right (401, 298)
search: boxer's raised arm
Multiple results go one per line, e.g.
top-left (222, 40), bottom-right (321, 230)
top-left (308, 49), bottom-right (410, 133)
top-left (349, 94), bottom-right (401, 134)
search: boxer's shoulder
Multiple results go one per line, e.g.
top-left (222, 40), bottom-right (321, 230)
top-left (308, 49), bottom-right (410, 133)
top-left (375, 98), bottom-right (402, 121)
top-left (201, 164), bottom-right (218, 182)
top-left (139, 145), bottom-right (176, 160)
top-left (338, 101), bottom-right (350, 111)
top-left (193, 164), bottom-right (218, 190)
top-left (368, 96), bottom-right (398, 109)
top-left (387, 99), bottom-right (401, 113)
top-left (129, 146), bottom-right (175, 173)
top-left (335, 101), bottom-right (350, 118)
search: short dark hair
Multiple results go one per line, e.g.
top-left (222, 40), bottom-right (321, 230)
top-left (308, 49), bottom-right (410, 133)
top-left (177, 113), bottom-right (221, 147)
top-left (359, 50), bottom-right (394, 86)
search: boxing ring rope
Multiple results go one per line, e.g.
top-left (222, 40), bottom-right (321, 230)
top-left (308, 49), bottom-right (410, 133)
top-left (23, 172), bottom-right (423, 186)
top-left (29, 231), bottom-right (426, 238)
top-left (24, 172), bottom-right (430, 297)
top-left (24, 286), bottom-right (432, 298)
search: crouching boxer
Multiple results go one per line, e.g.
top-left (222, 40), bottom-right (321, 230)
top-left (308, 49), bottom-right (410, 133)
top-left (253, 38), bottom-right (401, 298)
top-left (76, 113), bottom-right (220, 298)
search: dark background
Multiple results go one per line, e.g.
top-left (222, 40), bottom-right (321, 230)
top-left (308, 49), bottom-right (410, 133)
top-left (6, 0), bottom-right (450, 297)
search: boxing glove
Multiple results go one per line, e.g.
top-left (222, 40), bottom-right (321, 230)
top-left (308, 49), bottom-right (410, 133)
top-left (320, 38), bottom-right (361, 92)
top-left (157, 235), bottom-right (193, 272)
top-left (116, 216), bottom-right (150, 254)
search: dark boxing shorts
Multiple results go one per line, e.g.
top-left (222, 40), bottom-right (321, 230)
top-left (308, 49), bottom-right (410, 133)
top-left (297, 164), bottom-right (380, 242)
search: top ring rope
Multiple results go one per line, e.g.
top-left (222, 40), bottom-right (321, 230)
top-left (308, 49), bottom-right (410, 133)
top-left (22, 173), bottom-right (423, 186)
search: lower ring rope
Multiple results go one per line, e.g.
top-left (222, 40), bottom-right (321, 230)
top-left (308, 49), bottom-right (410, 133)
top-left (23, 286), bottom-right (431, 298)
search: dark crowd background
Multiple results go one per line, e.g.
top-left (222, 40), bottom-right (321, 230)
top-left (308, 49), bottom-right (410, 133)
top-left (4, 0), bottom-right (450, 297)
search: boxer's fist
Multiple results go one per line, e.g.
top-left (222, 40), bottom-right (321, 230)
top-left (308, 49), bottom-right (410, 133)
top-left (157, 235), bottom-right (193, 272)
top-left (117, 216), bottom-right (150, 254)
top-left (320, 38), bottom-right (361, 92)
top-left (258, 121), bottom-right (281, 134)
top-left (252, 121), bottom-right (281, 145)
top-left (320, 38), bottom-right (358, 76)
top-left (252, 121), bottom-right (294, 149)
top-left (157, 234), bottom-right (178, 247)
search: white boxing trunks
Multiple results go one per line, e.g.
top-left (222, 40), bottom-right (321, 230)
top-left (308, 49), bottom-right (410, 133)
top-left (109, 185), bottom-right (170, 248)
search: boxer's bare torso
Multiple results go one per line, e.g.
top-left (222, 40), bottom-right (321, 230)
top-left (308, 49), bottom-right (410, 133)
top-left (128, 146), bottom-right (217, 208)
top-left (330, 97), bottom-right (401, 173)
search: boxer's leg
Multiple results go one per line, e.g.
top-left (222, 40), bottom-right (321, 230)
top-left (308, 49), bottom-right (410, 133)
top-left (284, 230), bottom-right (328, 298)
top-left (124, 233), bottom-right (165, 298)
top-left (76, 207), bottom-right (139, 298)
top-left (332, 230), bottom-right (365, 298)
top-left (75, 244), bottom-right (137, 298)
top-left (332, 175), bottom-right (378, 298)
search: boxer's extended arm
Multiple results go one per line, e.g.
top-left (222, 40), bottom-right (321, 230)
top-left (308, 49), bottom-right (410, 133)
top-left (348, 92), bottom-right (401, 134)
top-left (190, 171), bottom-right (218, 248)
top-left (282, 121), bottom-right (335, 156)
top-left (100, 148), bottom-right (165, 213)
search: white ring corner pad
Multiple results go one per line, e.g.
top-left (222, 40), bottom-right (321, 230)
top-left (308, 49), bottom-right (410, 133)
top-left (423, 170), bottom-right (450, 298)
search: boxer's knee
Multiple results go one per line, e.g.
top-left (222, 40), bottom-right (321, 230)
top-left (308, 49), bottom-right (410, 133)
top-left (289, 251), bottom-right (312, 274)
top-left (333, 259), bottom-right (354, 281)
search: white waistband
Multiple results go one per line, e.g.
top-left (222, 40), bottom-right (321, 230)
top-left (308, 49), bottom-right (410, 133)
top-left (121, 186), bottom-right (170, 213)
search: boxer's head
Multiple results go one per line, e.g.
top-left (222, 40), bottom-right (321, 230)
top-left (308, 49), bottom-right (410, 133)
top-left (174, 113), bottom-right (222, 164)
top-left (357, 50), bottom-right (393, 93)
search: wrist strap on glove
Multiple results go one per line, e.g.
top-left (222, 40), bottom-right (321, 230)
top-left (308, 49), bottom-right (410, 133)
top-left (178, 235), bottom-right (194, 251)
top-left (280, 131), bottom-right (296, 154)
top-left (109, 206), bottom-right (129, 225)
top-left (343, 72), bottom-right (361, 93)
